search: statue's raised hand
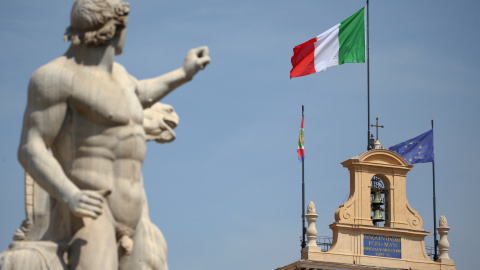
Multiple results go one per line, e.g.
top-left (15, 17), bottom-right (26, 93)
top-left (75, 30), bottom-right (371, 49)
top-left (182, 46), bottom-right (210, 81)
top-left (68, 190), bottom-right (110, 219)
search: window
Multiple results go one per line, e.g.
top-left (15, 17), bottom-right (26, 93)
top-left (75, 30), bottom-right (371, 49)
top-left (371, 176), bottom-right (388, 227)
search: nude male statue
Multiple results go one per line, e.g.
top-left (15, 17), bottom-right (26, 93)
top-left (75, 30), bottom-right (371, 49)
top-left (11, 0), bottom-right (209, 269)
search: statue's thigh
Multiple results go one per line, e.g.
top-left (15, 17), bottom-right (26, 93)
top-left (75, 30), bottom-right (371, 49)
top-left (68, 209), bottom-right (117, 270)
top-left (119, 218), bottom-right (168, 270)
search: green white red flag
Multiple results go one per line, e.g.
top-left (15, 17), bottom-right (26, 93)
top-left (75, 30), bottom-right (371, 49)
top-left (290, 7), bottom-right (365, 78)
top-left (298, 113), bottom-right (305, 162)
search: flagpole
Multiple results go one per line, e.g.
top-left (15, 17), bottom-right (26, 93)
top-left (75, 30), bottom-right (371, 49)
top-left (431, 119), bottom-right (438, 260)
top-left (366, 0), bottom-right (371, 150)
top-left (301, 105), bottom-right (306, 251)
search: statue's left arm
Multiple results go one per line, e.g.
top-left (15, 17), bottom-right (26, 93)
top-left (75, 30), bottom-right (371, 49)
top-left (135, 46), bottom-right (210, 108)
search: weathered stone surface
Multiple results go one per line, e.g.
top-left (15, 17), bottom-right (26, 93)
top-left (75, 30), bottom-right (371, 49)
top-left (0, 1), bottom-right (209, 269)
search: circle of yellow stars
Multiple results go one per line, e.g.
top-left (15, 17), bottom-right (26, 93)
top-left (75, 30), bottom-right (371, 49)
top-left (404, 141), bottom-right (423, 163)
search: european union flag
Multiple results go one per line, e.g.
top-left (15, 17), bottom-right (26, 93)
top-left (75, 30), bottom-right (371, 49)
top-left (389, 129), bottom-right (434, 165)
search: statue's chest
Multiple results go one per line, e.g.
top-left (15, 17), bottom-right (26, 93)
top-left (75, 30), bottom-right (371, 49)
top-left (69, 73), bottom-right (142, 126)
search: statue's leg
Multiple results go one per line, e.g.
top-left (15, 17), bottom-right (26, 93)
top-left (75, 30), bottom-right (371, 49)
top-left (119, 208), bottom-right (168, 270)
top-left (68, 203), bottom-right (117, 270)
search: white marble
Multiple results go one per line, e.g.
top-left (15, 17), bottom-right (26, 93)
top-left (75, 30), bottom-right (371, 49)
top-left (0, 1), bottom-right (209, 269)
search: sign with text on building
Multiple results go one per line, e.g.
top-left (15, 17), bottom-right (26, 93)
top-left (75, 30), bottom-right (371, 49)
top-left (364, 234), bottom-right (401, 259)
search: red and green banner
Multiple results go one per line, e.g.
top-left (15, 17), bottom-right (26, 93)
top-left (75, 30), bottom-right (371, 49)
top-left (298, 114), bottom-right (305, 162)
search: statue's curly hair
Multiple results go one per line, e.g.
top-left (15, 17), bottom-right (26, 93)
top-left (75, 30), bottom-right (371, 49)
top-left (64, 0), bottom-right (129, 46)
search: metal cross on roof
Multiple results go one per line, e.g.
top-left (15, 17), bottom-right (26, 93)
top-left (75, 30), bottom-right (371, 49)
top-left (370, 117), bottom-right (384, 141)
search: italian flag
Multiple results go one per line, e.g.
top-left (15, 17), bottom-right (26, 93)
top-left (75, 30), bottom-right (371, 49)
top-left (290, 7), bottom-right (365, 78)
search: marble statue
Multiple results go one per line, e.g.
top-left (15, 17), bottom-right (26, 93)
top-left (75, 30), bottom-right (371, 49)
top-left (0, 0), bottom-right (209, 269)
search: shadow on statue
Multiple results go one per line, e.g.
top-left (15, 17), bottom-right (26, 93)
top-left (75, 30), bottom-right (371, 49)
top-left (0, 1), bottom-right (210, 269)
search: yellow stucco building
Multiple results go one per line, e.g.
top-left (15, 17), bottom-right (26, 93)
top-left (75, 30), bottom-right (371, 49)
top-left (276, 144), bottom-right (455, 270)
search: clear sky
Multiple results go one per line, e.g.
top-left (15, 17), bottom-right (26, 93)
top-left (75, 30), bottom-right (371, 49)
top-left (0, 1), bottom-right (479, 269)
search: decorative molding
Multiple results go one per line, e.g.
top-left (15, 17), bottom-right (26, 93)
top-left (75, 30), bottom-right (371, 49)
top-left (406, 203), bottom-right (422, 229)
top-left (439, 215), bottom-right (448, 228)
top-left (335, 199), bottom-right (355, 223)
top-left (307, 201), bottom-right (316, 214)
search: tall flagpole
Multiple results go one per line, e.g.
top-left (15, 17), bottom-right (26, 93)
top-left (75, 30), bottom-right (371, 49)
top-left (432, 119), bottom-right (438, 260)
top-left (366, 0), bottom-right (371, 150)
top-left (301, 105), bottom-right (306, 250)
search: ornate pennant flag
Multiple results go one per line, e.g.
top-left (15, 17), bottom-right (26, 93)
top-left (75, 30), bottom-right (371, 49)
top-left (298, 113), bottom-right (305, 162)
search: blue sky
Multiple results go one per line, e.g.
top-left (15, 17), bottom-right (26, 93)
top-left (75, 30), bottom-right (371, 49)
top-left (1, 1), bottom-right (479, 269)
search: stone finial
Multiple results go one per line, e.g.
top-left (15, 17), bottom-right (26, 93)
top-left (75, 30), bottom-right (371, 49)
top-left (307, 201), bottom-right (316, 214)
top-left (374, 140), bottom-right (382, 149)
top-left (436, 215), bottom-right (453, 263)
top-left (304, 201), bottom-right (320, 250)
top-left (439, 215), bottom-right (448, 228)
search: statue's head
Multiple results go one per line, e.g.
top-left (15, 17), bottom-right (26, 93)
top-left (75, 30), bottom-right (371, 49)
top-left (64, 0), bottom-right (129, 51)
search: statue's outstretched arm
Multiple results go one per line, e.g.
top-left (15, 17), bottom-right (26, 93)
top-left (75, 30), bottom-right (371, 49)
top-left (18, 66), bottom-right (104, 219)
top-left (135, 46), bottom-right (210, 108)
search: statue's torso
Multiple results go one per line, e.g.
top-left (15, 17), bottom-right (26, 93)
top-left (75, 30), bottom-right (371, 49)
top-left (51, 58), bottom-right (146, 229)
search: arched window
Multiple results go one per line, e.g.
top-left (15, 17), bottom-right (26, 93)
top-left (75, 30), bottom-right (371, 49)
top-left (371, 176), bottom-right (388, 227)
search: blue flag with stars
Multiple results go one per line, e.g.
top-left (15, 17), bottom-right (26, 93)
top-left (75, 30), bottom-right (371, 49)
top-left (389, 129), bottom-right (434, 165)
